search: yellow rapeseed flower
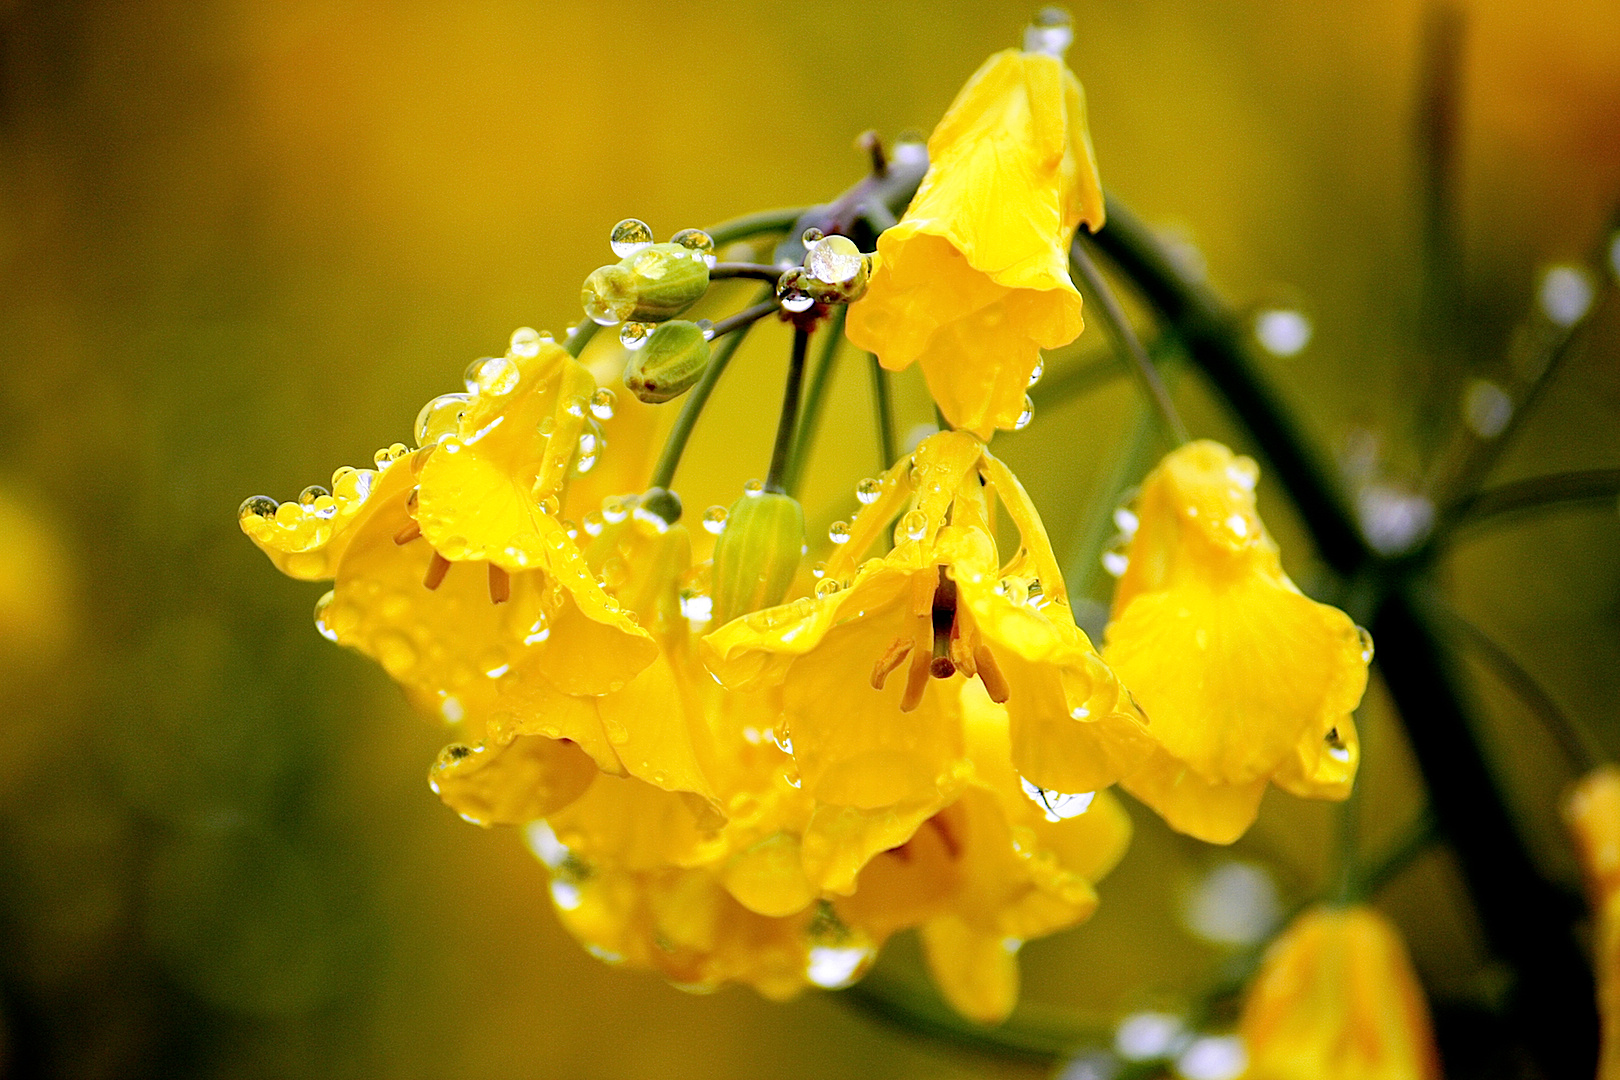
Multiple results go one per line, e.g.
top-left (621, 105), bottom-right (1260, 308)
top-left (1240, 905), bottom-right (1441, 1080)
top-left (705, 431), bottom-right (1150, 893)
top-left (845, 46), bottom-right (1104, 438)
top-left (1563, 765), bottom-right (1620, 1080)
top-left (1104, 441), bottom-right (1370, 844)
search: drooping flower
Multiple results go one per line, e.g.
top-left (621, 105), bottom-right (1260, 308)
top-left (1104, 441), bottom-right (1370, 844)
top-left (845, 44), bottom-right (1104, 438)
top-left (705, 430), bottom-right (1151, 892)
top-left (1240, 905), bottom-right (1442, 1080)
top-left (1563, 766), bottom-right (1620, 1080)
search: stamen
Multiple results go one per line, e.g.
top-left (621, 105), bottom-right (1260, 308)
top-left (871, 638), bottom-right (913, 690)
top-left (949, 620), bottom-right (977, 677)
top-left (423, 551), bottom-right (452, 590)
top-left (928, 567), bottom-right (957, 679)
top-left (393, 520), bottom-right (423, 545)
top-left (900, 625), bottom-right (932, 712)
top-left (974, 644), bottom-right (1010, 704)
top-left (488, 564), bottom-right (510, 604)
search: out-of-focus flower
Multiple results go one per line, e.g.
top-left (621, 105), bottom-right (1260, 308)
top-left (1563, 766), bottom-right (1620, 1080)
top-left (1104, 441), bottom-right (1370, 844)
top-left (706, 431), bottom-right (1150, 892)
top-left (1239, 905), bottom-right (1441, 1080)
top-left (846, 45), bottom-right (1104, 438)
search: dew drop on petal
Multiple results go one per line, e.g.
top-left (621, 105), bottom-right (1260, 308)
top-left (702, 505), bottom-right (727, 534)
top-left (828, 521), bottom-right (852, 544)
top-left (814, 578), bottom-right (842, 599)
top-left (1019, 777), bottom-right (1095, 821)
top-left (1027, 359), bottom-right (1045, 387)
top-left (609, 217), bottom-right (653, 258)
top-left (1356, 626), bottom-right (1375, 664)
top-left (239, 495), bottom-right (278, 521)
top-left (1014, 395), bottom-right (1035, 430)
top-left (590, 387), bottom-right (616, 420)
top-left (855, 477), bottom-right (883, 504)
top-left (902, 510), bottom-right (928, 541)
top-left (312, 591), bottom-right (338, 642)
top-left (509, 326), bottom-right (543, 358)
top-left (415, 393), bottom-right (471, 446)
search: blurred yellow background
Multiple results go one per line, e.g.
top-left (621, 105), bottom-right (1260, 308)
top-left (1, 1), bottom-right (1617, 1077)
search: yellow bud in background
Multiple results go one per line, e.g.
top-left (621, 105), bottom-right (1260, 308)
top-left (709, 491), bottom-right (804, 626)
top-left (624, 320), bottom-right (711, 403)
top-left (581, 242), bottom-right (711, 327)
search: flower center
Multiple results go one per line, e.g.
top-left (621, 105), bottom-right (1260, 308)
top-left (869, 565), bottom-right (1010, 711)
top-left (395, 485), bottom-right (511, 604)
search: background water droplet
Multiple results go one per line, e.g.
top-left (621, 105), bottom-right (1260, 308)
top-left (609, 217), bottom-right (653, 258)
top-left (590, 387), bottom-right (616, 420)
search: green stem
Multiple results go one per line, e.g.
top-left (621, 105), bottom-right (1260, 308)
top-left (1070, 240), bottom-right (1189, 446)
top-left (1446, 467), bottom-right (1620, 538)
top-left (783, 306), bottom-right (847, 497)
top-left (711, 262), bottom-right (785, 283)
top-left (706, 206), bottom-right (810, 248)
top-left (765, 326), bottom-right (812, 493)
top-left (647, 286), bottom-right (776, 492)
top-left (868, 353), bottom-right (896, 470)
top-left (563, 321), bottom-right (598, 358)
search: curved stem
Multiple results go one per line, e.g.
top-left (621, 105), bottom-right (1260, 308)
top-left (711, 262), bottom-right (785, 283)
top-left (1028, 353), bottom-right (1124, 412)
top-left (706, 206), bottom-right (809, 248)
top-left (869, 353), bottom-right (897, 471)
top-left (1070, 241), bottom-right (1189, 446)
top-left (647, 286), bottom-right (776, 492)
top-left (563, 320), bottom-right (598, 359)
top-left (1447, 468), bottom-right (1620, 537)
top-left (783, 306), bottom-right (847, 497)
top-left (765, 326), bottom-right (812, 493)
top-left (707, 298), bottom-right (779, 339)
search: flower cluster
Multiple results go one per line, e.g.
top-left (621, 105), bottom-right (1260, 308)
top-left (241, 14), bottom-right (1372, 1022)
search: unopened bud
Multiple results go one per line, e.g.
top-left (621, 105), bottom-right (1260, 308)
top-left (582, 243), bottom-right (711, 327)
top-left (710, 491), bottom-right (804, 626)
top-left (624, 320), bottom-right (711, 403)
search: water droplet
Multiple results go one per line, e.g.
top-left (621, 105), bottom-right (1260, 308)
top-left (854, 477), bottom-right (882, 504)
top-left (695, 318), bottom-right (715, 341)
top-left (1114, 1012), bottom-right (1187, 1063)
top-left (1462, 379), bottom-right (1513, 438)
top-left (537, 417), bottom-right (556, 439)
top-left (1020, 777), bottom-right (1094, 821)
top-left (332, 467), bottom-right (376, 504)
top-left (601, 496), bottom-right (629, 524)
top-left (239, 495), bottom-right (278, 521)
top-left (814, 578), bottom-right (842, 599)
top-left (776, 267), bottom-right (816, 313)
top-left (536, 494), bottom-right (560, 516)
top-left (1023, 5), bottom-right (1074, 57)
top-left (1178, 1036), bottom-right (1248, 1080)
top-left (509, 326), bottom-right (543, 358)
top-left (901, 510), bottom-right (928, 541)
top-left (671, 227), bottom-right (715, 266)
top-left (800, 227), bottom-right (825, 246)
top-left (1540, 264), bottom-right (1595, 327)
top-left (609, 217), bottom-right (653, 258)
top-left (564, 396), bottom-right (587, 419)
top-left (1356, 626), bottom-right (1374, 664)
top-left (679, 590), bottom-right (713, 623)
top-left (810, 561), bottom-right (828, 580)
top-left (312, 590), bottom-right (339, 641)
top-left (743, 479), bottom-right (765, 497)
top-left (828, 520), bottom-right (852, 544)
top-left (415, 392), bottom-right (472, 446)
top-left (999, 577), bottom-right (1029, 605)
top-left (702, 505), bottom-right (727, 534)
top-left (805, 234), bottom-right (864, 285)
top-left (619, 321), bottom-right (652, 350)
top-left (298, 485), bottom-right (330, 507)
top-left (582, 511), bottom-right (605, 536)
top-left (1027, 360), bottom-right (1045, 387)
top-left (589, 387), bottom-right (616, 420)
top-left (1254, 308), bottom-right (1312, 356)
top-left (1113, 507), bottom-right (1139, 538)
top-left (1014, 394), bottom-right (1035, 430)
top-left (806, 945), bottom-right (872, 989)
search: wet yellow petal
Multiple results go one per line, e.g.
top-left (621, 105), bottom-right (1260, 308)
top-left (1121, 745), bottom-right (1270, 845)
top-left (920, 916), bottom-right (1020, 1026)
top-left (1563, 767), bottom-right (1620, 1080)
top-left (428, 737), bottom-right (597, 826)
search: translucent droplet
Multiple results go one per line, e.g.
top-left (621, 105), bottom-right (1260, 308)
top-left (537, 416), bottom-right (556, 438)
top-left (679, 590), bottom-right (713, 623)
top-left (1014, 395), bottom-right (1035, 430)
top-left (828, 520), bottom-right (852, 544)
top-left (800, 227), bottom-right (825, 246)
top-left (609, 217), bottom-right (654, 258)
top-left (805, 234), bottom-right (864, 285)
top-left (743, 479), bottom-right (765, 497)
top-left (814, 578), bottom-right (842, 599)
top-left (509, 326), bottom-right (543, 359)
top-left (1023, 6), bottom-right (1074, 57)
top-left (1101, 548), bottom-right (1129, 577)
top-left (806, 945), bottom-right (872, 990)
top-left (476, 356), bottom-right (520, 396)
top-left (415, 392), bottom-right (472, 446)
top-left (1254, 308), bottom-right (1312, 356)
top-left (901, 510), bottom-right (928, 541)
top-left (312, 590), bottom-right (340, 642)
top-left (671, 227), bottom-right (715, 266)
top-left (536, 494), bottom-right (560, 516)
top-left (582, 510), bottom-right (605, 536)
top-left (590, 387), bottom-right (616, 420)
top-left (1020, 777), bottom-right (1095, 821)
top-left (1183, 861), bottom-right (1281, 947)
top-left (855, 477), bottom-right (882, 504)
top-left (1462, 379), bottom-right (1513, 438)
top-left (374, 447), bottom-right (395, 470)
top-left (577, 427), bottom-right (600, 457)
top-left (619, 321), bottom-right (652, 350)
top-left (1027, 359), bottom-right (1045, 387)
top-left (1177, 1036), bottom-right (1248, 1080)
top-left (702, 505), bottom-right (728, 534)
top-left (239, 495), bottom-right (279, 521)
top-left (564, 396), bottom-right (587, 419)
top-left (1356, 626), bottom-right (1375, 664)
top-left (331, 467), bottom-right (375, 505)
top-left (1540, 264), bottom-right (1595, 327)
top-left (601, 496), bottom-right (629, 524)
top-left (776, 267), bottom-right (816, 313)
top-left (1113, 506), bottom-right (1139, 539)
top-left (695, 318), bottom-right (715, 341)
top-left (999, 577), bottom-right (1029, 605)
top-left (298, 485), bottom-right (330, 506)
top-left (1114, 1012), bottom-right (1187, 1063)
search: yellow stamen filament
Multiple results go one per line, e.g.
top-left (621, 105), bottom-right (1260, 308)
top-left (973, 644), bottom-right (1010, 704)
top-left (871, 638), bottom-right (914, 690)
top-left (900, 614), bottom-right (933, 712)
top-left (488, 564), bottom-right (510, 605)
top-left (423, 551), bottom-right (452, 590)
top-left (393, 520), bottom-right (422, 546)
top-left (928, 567), bottom-right (958, 679)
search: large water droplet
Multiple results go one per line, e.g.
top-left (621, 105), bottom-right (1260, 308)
top-left (805, 234), bottom-right (864, 285)
top-left (855, 477), bottom-right (882, 504)
top-left (609, 217), bottom-right (654, 258)
top-left (776, 267), bottom-right (816, 313)
top-left (590, 387), bottom-right (616, 420)
top-left (901, 510), bottom-right (928, 541)
top-left (1014, 395), bottom-right (1035, 431)
top-left (415, 393), bottom-right (472, 446)
top-left (702, 505), bottom-right (727, 534)
top-left (828, 520), bottom-right (852, 544)
top-left (508, 326), bottom-right (543, 359)
top-left (239, 495), bottom-right (278, 521)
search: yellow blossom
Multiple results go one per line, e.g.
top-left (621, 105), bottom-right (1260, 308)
top-left (1104, 441), bottom-right (1369, 844)
top-left (1563, 765), bottom-right (1620, 1080)
top-left (1240, 905), bottom-right (1441, 1080)
top-left (845, 47), bottom-right (1104, 438)
top-left (705, 431), bottom-right (1150, 893)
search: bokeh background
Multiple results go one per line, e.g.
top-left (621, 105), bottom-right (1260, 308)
top-left (1, 1), bottom-right (1618, 1077)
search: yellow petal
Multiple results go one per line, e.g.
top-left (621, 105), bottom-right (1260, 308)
top-left (920, 916), bottom-right (1020, 1026)
top-left (428, 736), bottom-right (597, 825)
top-left (1121, 745), bottom-right (1269, 845)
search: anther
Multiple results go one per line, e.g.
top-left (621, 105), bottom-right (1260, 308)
top-left (488, 564), bottom-right (510, 605)
top-left (871, 638), bottom-right (913, 690)
top-left (973, 644), bottom-right (1010, 704)
top-left (423, 551), bottom-right (452, 590)
top-left (393, 520), bottom-right (422, 545)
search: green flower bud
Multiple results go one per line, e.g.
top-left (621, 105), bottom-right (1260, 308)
top-left (710, 491), bottom-right (804, 626)
top-left (581, 243), bottom-right (711, 327)
top-left (624, 320), bottom-right (711, 403)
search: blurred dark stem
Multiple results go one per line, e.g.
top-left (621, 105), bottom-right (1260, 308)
top-left (710, 262), bottom-right (785, 283)
top-left (1450, 467), bottom-right (1620, 536)
top-left (764, 326), bottom-right (811, 494)
top-left (1070, 242), bottom-right (1189, 446)
top-left (783, 306), bottom-right (847, 497)
top-left (868, 353), bottom-right (897, 471)
top-left (1089, 191), bottom-right (1599, 1078)
top-left (1428, 599), bottom-right (1604, 771)
top-left (1412, 1), bottom-right (1466, 457)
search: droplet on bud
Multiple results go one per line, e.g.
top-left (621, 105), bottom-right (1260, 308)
top-left (671, 228), bottom-right (716, 266)
top-left (695, 318), bottom-right (715, 340)
top-left (1024, 6), bottom-right (1074, 57)
top-left (619, 322), bottom-right (653, 350)
top-left (581, 265), bottom-right (638, 326)
top-left (743, 479), bottom-right (765, 497)
top-left (801, 227), bottom-right (825, 246)
top-left (702, 505), bottom-right (728, 534)
top-left (777, 267), bottom-right (817, 313)
top-left (509, 326), bottom-right (543, 358)
top-left (1014, 395), bottom-right (1035, 430)
top-left (590, 387), bottom-right (616, 420)
top-left (610, 217), bottom-right (654, 258)
top-left (855, 477), bottom-right (882, 504)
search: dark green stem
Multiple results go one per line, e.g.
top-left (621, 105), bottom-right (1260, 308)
top-left (647, 286), bottom-right (776, 492)
top-left (711, 262), bottom-right (785, 283)
top-left (783, 306), bottom-right (847, 497)
top-left (1447, 467), bottom-right (1620, 538)
top-left (563, 321), bottom-right (598, 358)
top-left (869, 353), bottom-right (896, 470)
top-left (1070, 241), bottom-right (1189, 445)
top-left (706, 206), bottom-right (810, 248)
top-left (765, 326), bottom-right (812, 494)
